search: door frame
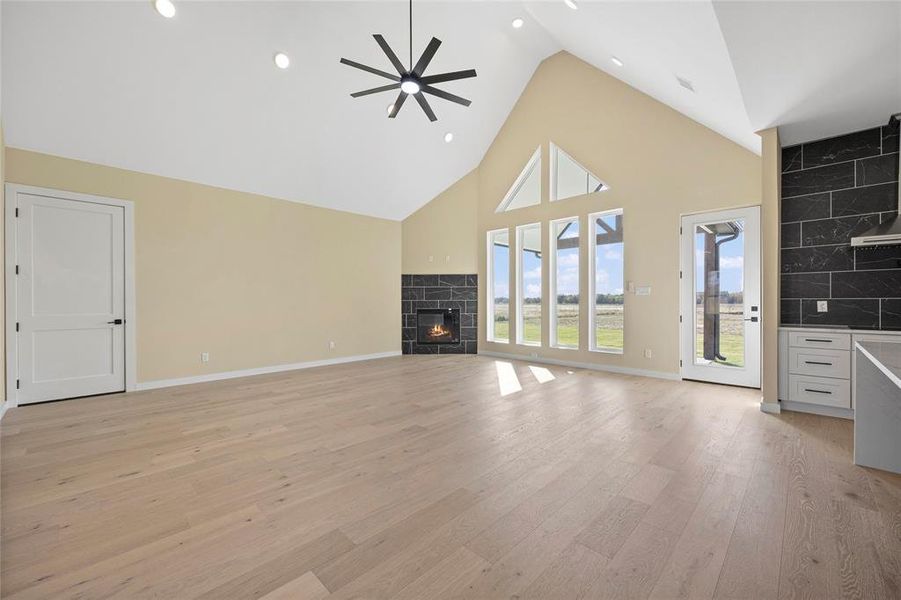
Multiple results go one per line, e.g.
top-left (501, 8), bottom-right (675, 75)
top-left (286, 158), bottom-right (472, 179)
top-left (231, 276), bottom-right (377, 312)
top-left (4, 184), bottom-right (137, 407)
top-left (679, 205), bottom-right (761, 388)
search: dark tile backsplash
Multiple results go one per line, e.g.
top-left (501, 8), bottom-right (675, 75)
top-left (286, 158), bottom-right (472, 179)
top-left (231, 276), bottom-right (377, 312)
top-left (781, 121), bottom-right (901, 329)
top-left (402, 274), bottom-right (477, 354)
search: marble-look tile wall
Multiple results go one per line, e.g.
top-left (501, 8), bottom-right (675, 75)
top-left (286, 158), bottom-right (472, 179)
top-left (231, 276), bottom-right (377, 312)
top-left (402, 275), bottom-right (478, 354)
top-left (781, 122), bottom-right (900, 329)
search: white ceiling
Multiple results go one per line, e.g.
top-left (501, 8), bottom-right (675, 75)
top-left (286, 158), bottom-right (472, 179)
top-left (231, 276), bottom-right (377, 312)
top-left (3, 1), bottom-right (899, 220)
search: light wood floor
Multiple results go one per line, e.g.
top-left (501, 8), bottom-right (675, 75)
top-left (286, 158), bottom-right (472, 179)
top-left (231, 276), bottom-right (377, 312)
top-left (2, 355), bottom-right (900, 599)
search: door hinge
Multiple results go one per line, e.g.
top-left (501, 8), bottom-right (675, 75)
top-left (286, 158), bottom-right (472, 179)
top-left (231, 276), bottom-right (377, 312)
top-left (15, 265), bottom-right (19, 275)
top-left (15, 322), bottom-right (19, 332)
top-left (15, 207), bottom-right (19, 218)
top-left (679, 315), bottom-right (682, 323)
top-left (679, 360), bottom-right (683, 367)
top-left (680, 226), bottom-right (683, 235)
top-left (679, 270), bottom-right (682, 279)
top-left (16, 379), bottom-right (20, 389)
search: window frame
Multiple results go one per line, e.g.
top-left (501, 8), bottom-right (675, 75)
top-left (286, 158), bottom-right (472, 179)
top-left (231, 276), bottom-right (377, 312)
top-left (549, 216), bottom-right (581, 350)
top-left (496, 147), bottom-right (542, 213)
top-left (515, 222), bottom-right (542, 347)
top-left (549, 143), bottom-right (608, 203)
top-left (588, 209), bottom-right (625, 354)
top-left (486, 228), bottom-right (510, 344)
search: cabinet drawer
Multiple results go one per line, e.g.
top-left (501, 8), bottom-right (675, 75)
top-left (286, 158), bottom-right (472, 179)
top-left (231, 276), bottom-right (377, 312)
top-left (788, 347), bottom-right (850, 379)
top-left (788, 375), bottom-right (851, 408)
top-left (788, 331), bottom-right (850, 350)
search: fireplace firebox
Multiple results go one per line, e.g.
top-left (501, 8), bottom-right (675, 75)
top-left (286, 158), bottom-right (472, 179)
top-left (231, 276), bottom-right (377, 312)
top-left (416, 308), bottom-right (460, 344)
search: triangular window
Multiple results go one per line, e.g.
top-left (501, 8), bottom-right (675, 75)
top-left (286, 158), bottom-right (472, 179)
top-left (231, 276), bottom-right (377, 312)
top-left (550, 143), bottom-right (608, 202)
top-left (496, 147), bottom-right (541, 212)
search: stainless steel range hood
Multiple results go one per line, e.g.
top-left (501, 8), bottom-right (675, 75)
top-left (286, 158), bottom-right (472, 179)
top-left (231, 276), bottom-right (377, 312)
top-left (851, 112), bottom-right (901, 247)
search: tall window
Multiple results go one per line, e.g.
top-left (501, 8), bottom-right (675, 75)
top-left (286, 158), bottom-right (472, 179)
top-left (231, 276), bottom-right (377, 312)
top-left (550, 217), bottom-right (580, 348)
top-left (487, 229), bottom-right (510, 343)
top-left (516, 223), bottom-right (542, 346)
top-left (589, 210), bottom-right (624, 353)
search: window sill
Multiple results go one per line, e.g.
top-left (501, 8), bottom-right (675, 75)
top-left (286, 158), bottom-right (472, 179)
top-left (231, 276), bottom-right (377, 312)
top-left (518, 341), bottom-right (541, 347)
top-left (551, 344), bottom-right (579, 351)
top-left (590, 347), bottom-right (624, 355)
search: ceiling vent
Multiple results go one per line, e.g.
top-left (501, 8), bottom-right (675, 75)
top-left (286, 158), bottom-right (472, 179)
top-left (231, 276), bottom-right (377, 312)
top-left (676, 76), bottom-right (695, 93)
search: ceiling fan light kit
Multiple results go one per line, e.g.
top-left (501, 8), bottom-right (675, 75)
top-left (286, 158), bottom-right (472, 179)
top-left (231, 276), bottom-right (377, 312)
top-left (340, 0), bottom-right (477, 122)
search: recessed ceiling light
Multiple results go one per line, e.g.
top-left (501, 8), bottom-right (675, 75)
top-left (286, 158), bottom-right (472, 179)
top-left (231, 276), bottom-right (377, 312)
top-left (512, 17), bottom-right (524, 29)
top-left (564, 0), bottom-right (578, 10)
top-left (610, 56), bottom-right (624, 67)
top-left (154, 0), bottom-right (175, 18)
top-left (444, 132), bottom-right (454, 143)
top-left (274, 53), bottom-right (290, 69)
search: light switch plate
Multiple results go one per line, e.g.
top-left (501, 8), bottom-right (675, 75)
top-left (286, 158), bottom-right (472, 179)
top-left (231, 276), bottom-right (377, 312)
top-left (636, 286), bottom-right (651, 296)
top-left (817, 300), bottom-right (828, 312)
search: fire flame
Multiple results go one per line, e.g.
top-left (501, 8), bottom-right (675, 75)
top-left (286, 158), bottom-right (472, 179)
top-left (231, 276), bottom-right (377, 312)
top-left (428, 324), bottom-right (450, 338)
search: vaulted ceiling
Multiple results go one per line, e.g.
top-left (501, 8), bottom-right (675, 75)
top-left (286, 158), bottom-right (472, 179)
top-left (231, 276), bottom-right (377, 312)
top-left (2, 1), bottom-right (899, 220)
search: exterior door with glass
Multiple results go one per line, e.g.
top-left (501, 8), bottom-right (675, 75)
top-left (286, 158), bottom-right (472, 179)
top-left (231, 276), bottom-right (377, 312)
top-left (680, 207), bottom-right (761, 388)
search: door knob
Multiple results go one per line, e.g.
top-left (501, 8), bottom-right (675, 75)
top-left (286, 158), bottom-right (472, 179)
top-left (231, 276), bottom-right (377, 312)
top-left (107, 319), bottom-right (124, 325)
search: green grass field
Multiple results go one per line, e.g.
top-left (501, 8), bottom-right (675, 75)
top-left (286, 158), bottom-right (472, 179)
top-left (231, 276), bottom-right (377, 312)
top-left (492, 303), bottom-right (623, 351)
top-left (491, 302), bottom-right (745, 365)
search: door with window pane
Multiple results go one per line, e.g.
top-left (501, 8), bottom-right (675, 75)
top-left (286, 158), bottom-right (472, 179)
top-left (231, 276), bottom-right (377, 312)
top-left (680, 207), bottom-right (760, 388)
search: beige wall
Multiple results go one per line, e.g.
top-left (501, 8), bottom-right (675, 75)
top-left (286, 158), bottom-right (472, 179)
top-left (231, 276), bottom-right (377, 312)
top-left (5, 148), bottom-right (401, 384)
top-left (477, 53), bottom-right (760, 375)
top-left (402, 168), bottom-right (479, 274)
top-left (759, 128), bottom-right (781, 405)
top-left (403, 51), bottom-right (761, 376)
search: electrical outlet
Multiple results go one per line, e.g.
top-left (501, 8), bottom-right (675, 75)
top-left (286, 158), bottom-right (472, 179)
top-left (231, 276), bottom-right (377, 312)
top-left (428, 255), bottom-right (434, 263)
top-left (329, 341), bottom-right (336, 350)
top-left (445, 255), bottom-right (451, 263)
top-left (817, 300), bottom-right (828, 312)
top-left (530, 352), bottom-right (539, 359)
top-left (643, 348), bottom-right (653, 359)
top-left (201, 352), bottom-right (209, 363)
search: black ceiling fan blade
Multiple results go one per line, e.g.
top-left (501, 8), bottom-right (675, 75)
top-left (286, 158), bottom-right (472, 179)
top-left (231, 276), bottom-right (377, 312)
top-left (421, 69), bottom-right (477, 85)
top-left (421, 85), bottom-right (471, 107)
top-left (351, 83), bottom-right (401, 98)
top-left (339, 58), bottom-right (400, 82)
top-left (412, 37), bottom-right (442, 77)
top-left (413, 92), bottom-right (437, 122)
top-left (372, 34), bottom-right (407, 75)
top-left (388, 91), bottom-right (408, 119)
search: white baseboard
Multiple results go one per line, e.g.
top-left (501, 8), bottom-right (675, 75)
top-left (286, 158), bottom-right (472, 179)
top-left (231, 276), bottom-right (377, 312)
top-left (781, 400), bottom-right (853, 420)
top-left (478, 350), bottom-right (681, 381)
top-left (760, 401), bottom-right (781, 414)
top-left (136, 351), bottom-right (402, 391)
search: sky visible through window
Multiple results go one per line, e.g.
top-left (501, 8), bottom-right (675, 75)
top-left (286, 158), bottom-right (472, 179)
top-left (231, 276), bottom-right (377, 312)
top-left (694, 232), bottom-right (744, 294)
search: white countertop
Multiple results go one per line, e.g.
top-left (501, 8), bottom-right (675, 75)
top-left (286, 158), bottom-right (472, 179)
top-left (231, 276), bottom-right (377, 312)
top-left (856, 341), bottom-right (901, 389)
top-left (781, 326), bottom-right (901, 336)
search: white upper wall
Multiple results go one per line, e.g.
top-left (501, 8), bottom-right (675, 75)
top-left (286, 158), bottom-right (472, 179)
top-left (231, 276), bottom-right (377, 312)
top-left (3, 1), bottom-right (898, 220)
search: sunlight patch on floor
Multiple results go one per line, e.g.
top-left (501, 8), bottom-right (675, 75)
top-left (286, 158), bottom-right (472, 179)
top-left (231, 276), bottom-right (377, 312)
top-left (528, 365), bottom-right (555, 383)
top-left (494, 361), bottom-right (522, 396)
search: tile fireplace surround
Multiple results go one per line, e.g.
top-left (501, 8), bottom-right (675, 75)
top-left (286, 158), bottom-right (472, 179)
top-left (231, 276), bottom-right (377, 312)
top-left (402, 275), bottom-right (477, 354)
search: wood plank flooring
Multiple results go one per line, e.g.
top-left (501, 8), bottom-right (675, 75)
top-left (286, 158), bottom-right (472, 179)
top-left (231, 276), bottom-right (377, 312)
top-left (1, 355), bottom-right (900, 599)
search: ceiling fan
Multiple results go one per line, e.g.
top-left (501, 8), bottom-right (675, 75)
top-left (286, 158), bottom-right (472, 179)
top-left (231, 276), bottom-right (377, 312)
top-left (339, 0), bottom-right (477, 122)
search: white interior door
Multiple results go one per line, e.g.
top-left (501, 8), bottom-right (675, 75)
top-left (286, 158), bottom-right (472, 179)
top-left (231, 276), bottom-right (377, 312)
top-left (680, 206), bottom-right (761, 388)
top-left (15, 192), bottom-right (126, 404)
